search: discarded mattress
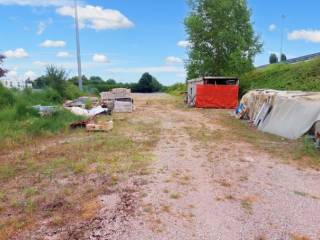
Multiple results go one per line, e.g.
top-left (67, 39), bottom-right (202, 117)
top-left (238, 89), bottom-right (320, 140)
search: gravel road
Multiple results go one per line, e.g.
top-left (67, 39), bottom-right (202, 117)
top-left (15, 93), bottom-right (320, 240)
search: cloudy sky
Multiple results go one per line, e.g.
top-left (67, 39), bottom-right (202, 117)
top-left (1, 0), bottom-right (320, 85)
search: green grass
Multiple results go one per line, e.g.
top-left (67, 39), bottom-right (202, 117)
top-left (166, 83), bottom-right (186, 96)
top-left (0, 85), bottom-right (83, 147)
top-left (240, 57), bottom-right (320, 96)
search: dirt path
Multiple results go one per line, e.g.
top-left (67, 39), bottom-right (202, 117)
top-left (13, 94), bottom-right (320, 240)
top-left (120, 94), bottom-right (320, 240)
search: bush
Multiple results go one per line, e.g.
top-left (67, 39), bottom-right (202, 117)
top-left (0, 83), bottom-right (16, 108)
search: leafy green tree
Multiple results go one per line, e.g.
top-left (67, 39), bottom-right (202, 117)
top-left (89, 76), bottom-right (104, 83)
top-left (269, 53), bottom-right (278, 64)
top-left (106, 79), bottom-right (116, 85)
top-left (44, 66), bottom-right (68, 96)
top-left (136, 72), bottom-right (154, 93)
top-left (136, 72), bottom-right (163, 93)
top-left (0, 55), bottom-right (7, 78)
top-left (280, 53), bottom-right (287, 62)
top-left (185, 0), bottom-right (262, 79)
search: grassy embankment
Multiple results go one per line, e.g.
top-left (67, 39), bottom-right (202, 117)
top-left (240, 57), bottom-right (320, 96)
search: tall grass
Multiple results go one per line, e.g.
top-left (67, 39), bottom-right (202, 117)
top-left (0, 84), bottom-right (82, 146)
top-left (166, 83), bottom-right (186, 96)
top-left (240, 57), bottom-right (320, 96)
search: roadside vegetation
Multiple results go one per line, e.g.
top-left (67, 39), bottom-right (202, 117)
top-left (34, 70), bottom-right (166, 94)
top-left (0, 112), bottom-right (160, 239)
top-left (0, 83), bottom-right (82, 149)
top-left (165, 83), bottom-right (186, 96)
top-left (240, 57), bottom-right (320, 95)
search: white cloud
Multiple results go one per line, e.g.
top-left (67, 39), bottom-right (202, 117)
top-left (165, 56), bottom-right (183, 65)
top-left (57, 5), bottom-right (134, 31)
top-left (40, 40), bottom-right (66, 48)
top-left (288, 29), bottom-right (320, 43)
top-left (24, 70), bottom-right (37, 80)
top-left (106, 66), bottom-right (185, 74)
top-left (56, 51), bottom-right (70, 58)
top-left (177, 40), bottom-right (192, 48)
top-left (268, 24), bottom-right (277, 32)
top-left (92, 53), bottom-right (109, 63)
top-left (37, 22), bottom-right (46, 35)
top-left (7, 70), bottom-right (18, 78)
top-left (33, 61), bottom-right (48, 67)
top-left (4, 48), bottom-right (29, 58)
top-left (37, 18), bottom-right (53, 35)
top-left (0, 0), bottom-right (71, 6)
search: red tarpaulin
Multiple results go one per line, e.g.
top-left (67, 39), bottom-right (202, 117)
top-left (195, 84), bottom-right (239, 109)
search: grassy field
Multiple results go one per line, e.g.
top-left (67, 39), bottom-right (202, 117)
top-left (0, 111), bottom-right (160, 239)
top-left (240, 57), bottom-right (320, 96)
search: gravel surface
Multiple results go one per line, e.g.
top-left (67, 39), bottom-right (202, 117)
top-left (14, 94), bottom-right (320, 240)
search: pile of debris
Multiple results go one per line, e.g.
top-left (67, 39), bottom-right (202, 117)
top-left (63, 88), bottom-right (134, 132)
top-left (100, 88), bottom-right (134, 113)
top-left (236, 89), bottom-right (320, 146)
top-left (70, 117), bottom-right (114, 132)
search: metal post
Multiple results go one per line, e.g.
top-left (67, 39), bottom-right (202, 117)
top-left (280, 14), bottom-right (286, 61)
top-left (74, 0), bottom-right (83, 91)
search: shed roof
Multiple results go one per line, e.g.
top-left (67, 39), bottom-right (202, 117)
top-left (188, 76), bottom-right (238, 83)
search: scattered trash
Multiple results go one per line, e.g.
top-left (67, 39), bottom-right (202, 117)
top-left (65, 106), bottom-right (110, 117)
top-left (70, 117), bottom-right (95, 129)
top-left (237, 89), bottom-right (320, 141)
top-left (86, 121), bottom-right (113, 132)
top-left (32, 105), bottom-right (57, 116)
top-left (64, 96), bottom-right (99, 109)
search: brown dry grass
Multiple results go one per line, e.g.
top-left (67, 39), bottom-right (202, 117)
top-left (0, 112), bottom-right (160, 239)
top-left (200, 109), bottom-right (320, 169)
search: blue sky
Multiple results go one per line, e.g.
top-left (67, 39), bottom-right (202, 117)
top-left (0, 0), bottom-right (319, 85)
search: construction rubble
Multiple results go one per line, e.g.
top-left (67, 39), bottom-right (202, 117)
top-left (236, 89), bottom-right (320, 146)
top-left (100, 88), bottom-right (134, 113)
top-left (64, 88), bottom-right (133, 132)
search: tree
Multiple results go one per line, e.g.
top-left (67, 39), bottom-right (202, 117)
top-left (269, 53), bottom-right (278, 64)
top-left (0, 55), bottom-right (8, 78)
top-left (280, 53), bottom-right (287, 62)
top-left (89, 76), bottom-right (104, 83)
top-left (136, 72), bottom-right (162, 93)
top-left (185, 0), bottom-right (262, 79)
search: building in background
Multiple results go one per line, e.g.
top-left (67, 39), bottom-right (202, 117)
top-left (0, 77), bottom-right (32, 89)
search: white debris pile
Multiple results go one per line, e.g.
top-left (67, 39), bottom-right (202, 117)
top-left (236, 89), bottom-right (320, 142)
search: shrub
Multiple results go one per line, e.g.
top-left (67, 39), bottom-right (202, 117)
top-left (0, 83), bottom-right (16, 108)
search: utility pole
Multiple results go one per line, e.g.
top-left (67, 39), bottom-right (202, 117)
top-left (74, 0), bottom-right (83, 91)
top-left (280, 14), bottom-right (286, 60)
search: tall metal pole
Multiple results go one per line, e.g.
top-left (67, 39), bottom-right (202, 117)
top-left (280, 14), bottom-right (286, 61)
top-left (74, 0), bottom-right (83, 91)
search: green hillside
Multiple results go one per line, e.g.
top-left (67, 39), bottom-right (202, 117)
top-left (240, 57), bottom-right (320, 96)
